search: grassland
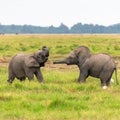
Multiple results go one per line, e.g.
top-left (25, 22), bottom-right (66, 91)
top-left (0, 34), bottom-right (120, 120)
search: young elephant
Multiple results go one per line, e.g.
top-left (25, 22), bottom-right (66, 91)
top-left (7, 46), bottom-right (49, 83)
top-left (54, 46), bottom-right (118, 88)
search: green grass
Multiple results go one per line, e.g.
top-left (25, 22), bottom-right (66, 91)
top-left (0, 34), bottom-right (120, 120)
top-left (0, 34), bottom-right (120, 58)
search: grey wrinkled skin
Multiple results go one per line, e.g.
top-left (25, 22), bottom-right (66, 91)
top-left (7, 46), bottom-right (49, 83)
top-left (54, 46), bottom-right (118, 86)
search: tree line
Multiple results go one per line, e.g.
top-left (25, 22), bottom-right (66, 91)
top-left (0, 23), bottom-right (120, 34)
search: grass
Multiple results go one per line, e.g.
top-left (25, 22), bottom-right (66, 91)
top-left (0, 34), bottom-right (120, 58)
top-left (0, 34), bottom-right (120, 120)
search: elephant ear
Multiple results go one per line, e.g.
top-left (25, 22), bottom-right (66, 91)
top-left (25, 55), bottom-right (39, 67)
top-left (75, 46), bottom-right (91, 66)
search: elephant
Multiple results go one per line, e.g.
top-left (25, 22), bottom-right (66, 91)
top-left (53, 46), bottom-right (118, 88)
top-left (7, 46), bottom-right (49, 83)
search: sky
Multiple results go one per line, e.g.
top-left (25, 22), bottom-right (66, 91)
top-left (0, 0), bottom-right (120, 27)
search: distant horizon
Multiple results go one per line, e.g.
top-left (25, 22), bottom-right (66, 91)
top-left (0, 22), bottom-right (120, 34)
top-left (0, 22), bottom-right (120, 28)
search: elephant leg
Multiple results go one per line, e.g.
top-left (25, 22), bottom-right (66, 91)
top-left (27, 74), bottom-right (34, 81)
top-left (25, 68), bottom-right (34, 81)
top-left (19, 76), bottom-right (26, 81)
top-left (26, 72), bottom-right (34, 80)
top-left (7, 74), bottom-right (15, 84)
top-left (100, 79), bottom-right (107, 86)
top-left (7, 68), bottom-right (15, 83)
top-left (35, 69), bottom-right (43, 82)
top-left (78, 70), bottom-right (88, 83)
top-left (100, 70), bottom-right (113, 86)
top-left (106, 71), bottom-right (113, 86)
top-left (106, 80), bottom-right (110, 86)
top-left (77, 71), bottom-right (81, 82)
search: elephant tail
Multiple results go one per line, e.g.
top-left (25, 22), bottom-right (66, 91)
top-left (114, 68), bottom-right (119, 85)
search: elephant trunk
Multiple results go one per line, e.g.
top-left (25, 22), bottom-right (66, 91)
top-left (53, 59), bottom-right (67, 64)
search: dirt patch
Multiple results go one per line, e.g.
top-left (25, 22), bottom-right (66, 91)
top-left (0, 58), bottom-right (8, 63)
top-left (0, 58), bottom-right (8, 67)
top-left (0, 57), bottom-right (120, 70)
top-left (45, 60), bottom-right (78, 71)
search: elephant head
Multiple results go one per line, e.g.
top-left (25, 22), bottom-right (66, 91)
top-left (53, 46), bottom-right (91, 66)
top-left (25, 46), bottom-right (49, 67)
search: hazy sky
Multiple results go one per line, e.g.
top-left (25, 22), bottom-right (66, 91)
top-left (0, 0), bottom-right (120, 27)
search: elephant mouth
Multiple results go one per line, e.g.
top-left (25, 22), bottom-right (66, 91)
top-left (40, 62), bottom-right (45, 67)
top-left (44, 58), bottom-right (48, 62)
top-left (39, 58), bottom-right (48, 67)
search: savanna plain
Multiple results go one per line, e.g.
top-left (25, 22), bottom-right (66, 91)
top-left (0, 34), bottom-right (120, 120)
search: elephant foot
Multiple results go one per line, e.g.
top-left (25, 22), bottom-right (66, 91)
top-left (28, 77), bottom-right (34, 81)
top-left (7, 79), bottom-right (13, 84)
top-left (19, 77), bottom-right (26, 81)
top-left (38, 79), bottom-right (44, 83)
top-left (77, 80), bottom-right (85, 83)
